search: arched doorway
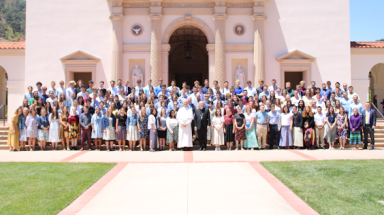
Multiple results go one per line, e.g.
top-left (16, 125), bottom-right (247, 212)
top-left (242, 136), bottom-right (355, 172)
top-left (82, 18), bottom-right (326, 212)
top-left (369, 63), bottom-right (384, 109)
top-left (0, 66), bottom-right (7, 119)
top-left (168, 26), bottom-right (208, 87)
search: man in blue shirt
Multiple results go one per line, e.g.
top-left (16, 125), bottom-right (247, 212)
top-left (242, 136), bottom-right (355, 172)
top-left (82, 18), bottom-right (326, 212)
top-left (177, 88), bottom-right (188, 105)
top-left (255, 104), bottom-right (269, 149)
top-left (348, 95), bottom-right (363, 117)
top-left (143, 79), bottom-right (153, 97)
top-left (325, 81), bottom-right (333, 100)
top-left (202, 79), bottom-right (209, 95)
top-left (340, 92), bottom-right (352, 116)
top-left (259, 85), bottom-right (270, 101)
top-left (154, 79), bottom-right (164, 96)
top-left (24, 86), bottom-right (33, 103)
top-left (234, 80), bottom-right (244, 97)
top-left (213, 93), bottom-right (223, 109)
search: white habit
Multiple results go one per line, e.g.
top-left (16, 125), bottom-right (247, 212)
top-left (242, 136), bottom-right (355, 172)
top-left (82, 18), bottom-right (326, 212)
top-left (177, 107), bottom-right (194, 148)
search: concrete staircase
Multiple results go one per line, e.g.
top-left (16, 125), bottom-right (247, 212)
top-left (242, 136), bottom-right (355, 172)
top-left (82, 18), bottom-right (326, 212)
top-left (1, 119), bottom-right (384, 150)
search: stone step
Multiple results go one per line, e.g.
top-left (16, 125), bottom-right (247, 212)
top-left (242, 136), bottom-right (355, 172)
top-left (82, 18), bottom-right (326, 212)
top-left (0, 127), bottom-right (9, 131)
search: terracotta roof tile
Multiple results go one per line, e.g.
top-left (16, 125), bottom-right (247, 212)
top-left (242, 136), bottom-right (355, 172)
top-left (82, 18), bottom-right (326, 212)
top-left (351, 41), bottom-right (384, 48)
top-left (0, 42), bottom-right (26, 49)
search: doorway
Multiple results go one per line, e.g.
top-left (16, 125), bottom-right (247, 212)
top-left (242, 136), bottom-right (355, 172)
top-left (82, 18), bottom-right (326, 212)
top-left (168, 26), bottom-right (208, 88)
top-left (73, 72), bottom-right (92, 87)
top-left (284, 72), bottom-right (303, 90)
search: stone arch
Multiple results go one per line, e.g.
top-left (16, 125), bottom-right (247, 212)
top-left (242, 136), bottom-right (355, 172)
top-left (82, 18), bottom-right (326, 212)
top-left (369, 63), bottom-right (384, 107)
top-left (162, 16), bottom-right (214, 44)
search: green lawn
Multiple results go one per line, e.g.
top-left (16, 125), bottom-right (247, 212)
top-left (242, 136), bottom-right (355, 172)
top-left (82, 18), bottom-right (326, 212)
top-left (0, 162), bottom-right (116, 215)
top-left (261, 160), bottom-right (384, 215)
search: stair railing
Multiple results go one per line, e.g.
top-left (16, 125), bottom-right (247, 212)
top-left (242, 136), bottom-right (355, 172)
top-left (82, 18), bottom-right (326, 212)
top-left (0, 104), bottom-right (4, 126)
top-left (371, 103), bottom-right (384, 119)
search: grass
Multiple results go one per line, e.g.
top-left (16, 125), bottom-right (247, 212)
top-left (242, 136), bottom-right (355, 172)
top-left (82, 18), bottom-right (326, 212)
top-left (261, 160), bottom-right (384, 215)
top-left (0, 162), bottom-right (116, 215)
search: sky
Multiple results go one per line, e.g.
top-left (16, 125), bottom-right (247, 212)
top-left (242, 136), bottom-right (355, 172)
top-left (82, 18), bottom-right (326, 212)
top-left (350, 0), bottom-right (384, 41)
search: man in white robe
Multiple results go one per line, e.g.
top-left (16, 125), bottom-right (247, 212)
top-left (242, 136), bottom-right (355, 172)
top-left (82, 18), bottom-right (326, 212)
top-left (177, 100), bottom-right (194, 150)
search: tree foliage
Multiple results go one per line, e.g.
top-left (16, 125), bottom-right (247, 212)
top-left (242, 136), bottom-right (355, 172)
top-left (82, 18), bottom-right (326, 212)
top-left (0, 0), bottom-right (26, 42)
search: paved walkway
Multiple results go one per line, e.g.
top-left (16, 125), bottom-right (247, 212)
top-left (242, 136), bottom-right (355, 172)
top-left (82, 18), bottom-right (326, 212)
top-left (2, 149), bottom-right (383, 215)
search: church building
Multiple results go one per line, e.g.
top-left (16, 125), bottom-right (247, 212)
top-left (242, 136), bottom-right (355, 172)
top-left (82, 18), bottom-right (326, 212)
top-left (0, 0), bottom-right (384, 121)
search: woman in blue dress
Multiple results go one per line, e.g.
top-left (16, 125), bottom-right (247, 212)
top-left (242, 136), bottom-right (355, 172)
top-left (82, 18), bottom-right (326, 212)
top-left (138, 106), bottom-right (148, 151)
top-left (243, 105), bottom-right (258, 150)
top-left (91, 107), bottom-right (103, 151)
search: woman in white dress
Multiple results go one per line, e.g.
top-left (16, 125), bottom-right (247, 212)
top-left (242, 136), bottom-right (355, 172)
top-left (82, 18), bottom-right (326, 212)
top-left (212, 108), bottom-right (225, 151)
top-left (48, 106), bottom-right (61, 150)
top-left (26, 108), bottom-right (39, 151)
top-left (102, 107), bottom-right (116, 151)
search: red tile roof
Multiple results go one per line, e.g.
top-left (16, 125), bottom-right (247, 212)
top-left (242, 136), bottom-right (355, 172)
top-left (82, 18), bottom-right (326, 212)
top-left (351, 41), bottom-right (384, 48)
top-left (0, 42), bottom-right (25, 49)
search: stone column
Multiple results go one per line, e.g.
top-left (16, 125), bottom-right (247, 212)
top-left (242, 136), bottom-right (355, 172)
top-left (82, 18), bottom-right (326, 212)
top-left (206, 44), bottom-right (215, 84)
top-left (161, 44), bottom-right (171, 85)
top-left (213, 14), bottom-right (227, 88)
top-left (110, 14), bottom-right (124, 81)
top-left (109, 0), bottom-right (124, 81)
top-left (252, 1), bottom-right (267, 84)
top-left (149, 14), bottom-right (162, 86)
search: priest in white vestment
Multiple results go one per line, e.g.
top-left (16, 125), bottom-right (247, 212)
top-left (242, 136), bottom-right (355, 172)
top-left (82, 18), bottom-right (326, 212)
top-left (177, 100), bottom-right (194, 149)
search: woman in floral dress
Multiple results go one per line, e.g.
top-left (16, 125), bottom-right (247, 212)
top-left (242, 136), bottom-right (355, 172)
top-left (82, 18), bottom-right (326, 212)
top-left (137, 107), bottom-right (148, 151)
top-left (336, 107), bottom-right (348, 150)
top-left (68, 107), bottom-right (79, 150)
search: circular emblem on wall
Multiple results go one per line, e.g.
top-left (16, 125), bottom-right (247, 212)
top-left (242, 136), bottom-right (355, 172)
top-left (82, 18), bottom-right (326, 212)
top-left (131, 24), bottom-right (143, 36)
top-left (233, 24), bottom-right (246, 36)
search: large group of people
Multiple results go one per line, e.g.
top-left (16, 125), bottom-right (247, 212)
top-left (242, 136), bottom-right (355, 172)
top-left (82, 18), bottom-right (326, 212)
top-left (6, 77), bottom-right (377, 152)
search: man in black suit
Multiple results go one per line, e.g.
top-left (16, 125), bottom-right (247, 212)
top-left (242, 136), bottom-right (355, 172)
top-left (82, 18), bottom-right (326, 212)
top-left (362, 102), bottom-right (376, 150)
top-left (194, 101), bottom-right (211, 151)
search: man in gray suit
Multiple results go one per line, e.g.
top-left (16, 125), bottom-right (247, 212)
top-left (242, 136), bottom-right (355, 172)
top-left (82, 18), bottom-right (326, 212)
top-left (362, 102), bottom-right (376, 150)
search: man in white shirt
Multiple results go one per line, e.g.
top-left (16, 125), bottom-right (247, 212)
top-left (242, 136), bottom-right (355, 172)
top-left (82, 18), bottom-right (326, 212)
top-left (47, 81), bottom-right (57, 99)
top-left (268, 79), bottom-right (279, 92)
top-left (290, 90), bottom-right (302, 107)
top-left (135, 79), bottom-right (144, 96)
top-left (244, 80), bottom-right (257, 98)
top-left (220, 81), bottom-right (230, 95)
top-left (107, 80), bottom-right (118, 96)
top-left (275, 87), bottom-right (282, 97)
top-left (211, 80), bottom-right (219, 95)
top-left (347, 86), bottom-right (360, 100)
top-left (46, 91), bottom-right (55, 106)
top-left (189, 86), bottom-right (198, 107)
top-left (77, 85), bottom-right (87, 99)
top-left (167, 79), bottom-right (180, 94)
top-left (314, 106), bottom-right (326, 149)
top-left (66, 80), bottom-right (76, 99)
top-left (57, 80), bottom-right (67, 99)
